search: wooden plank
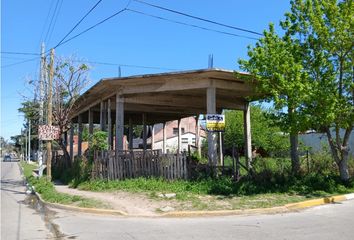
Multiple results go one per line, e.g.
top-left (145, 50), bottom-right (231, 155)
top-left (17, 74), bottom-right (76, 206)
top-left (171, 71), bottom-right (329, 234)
top-left (183, 153), bottom-right (188, 179)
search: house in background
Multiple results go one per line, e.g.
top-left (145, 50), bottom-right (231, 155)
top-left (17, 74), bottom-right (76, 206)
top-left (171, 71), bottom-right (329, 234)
top-left (149, 116), bottom-right (206, 153)
top-left (68, 116), bottom-right (205, 156)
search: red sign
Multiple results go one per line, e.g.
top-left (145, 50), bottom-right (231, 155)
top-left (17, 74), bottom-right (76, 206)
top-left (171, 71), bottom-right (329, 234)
top-left (38, 125), bottom-right (61, 140)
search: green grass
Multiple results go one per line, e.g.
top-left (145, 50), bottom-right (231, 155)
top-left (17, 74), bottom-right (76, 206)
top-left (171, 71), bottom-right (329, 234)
top-left (21, 162), bottom-right (110, 209)
top-left (22, 161), bottom-right (37, 178)
top-left (75, 174), bottom-right (354, 211)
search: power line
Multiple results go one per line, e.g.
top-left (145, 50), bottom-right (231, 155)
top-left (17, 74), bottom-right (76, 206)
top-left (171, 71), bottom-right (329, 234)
top-left (53, 8), bottom-right (127, 49)
top-left (73, 59), bottom-right (181, 71)
top-left (127, 8), bottom-right (258, 40)
top-left (54, 0), bottom-right (103, 49)
top-left (133, 0), bottom-right (263, 36)
top-left (47, 0), bottom-right (64, 45)
top-left (1, 57), bottom-right (40, 68)
top-left (38, 0), bottom-right (56, 47)
top-left (43, 0), bottom-right (61, 43)
top-left (1, 51), bottom-right (39, 56)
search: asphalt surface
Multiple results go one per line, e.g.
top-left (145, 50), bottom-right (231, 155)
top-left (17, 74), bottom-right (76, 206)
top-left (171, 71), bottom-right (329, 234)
top-left (2, 160), bottom-right (354, 240)
top-left (51, 195), bottom-right (354, 240)
top-left (1, 160), bottom-right (53, 240)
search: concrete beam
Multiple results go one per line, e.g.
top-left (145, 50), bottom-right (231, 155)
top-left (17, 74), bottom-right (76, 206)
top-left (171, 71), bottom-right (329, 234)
top-left (107, 99), bottom-right (112, 150)
top-left (115, 93), bottom-right (124, 151)
top-left (244, 102), bottom-right (252, 169)
top-left (128, 117), bottom-right (133, 150)
top-left (178, 119), bottom-right (182, 154)
top-left (69, 123), bottom-right (74, 161)
top-left (88, 108), bottom-right (93, 135)
top-left (163, 122), bottom-right (166, 154)
top-left (78, 114), bottom-right (82, 156)
top-left (207, 87), bottom-right (217, 167)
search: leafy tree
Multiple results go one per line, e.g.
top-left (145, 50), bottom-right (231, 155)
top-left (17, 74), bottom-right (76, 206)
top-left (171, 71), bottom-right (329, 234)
top-left (281, 0), bottom-right (353, 181)
top-left (239, 24), bottom-right (309, 174)
top-left (224, 105), bottom-right (290, 157)
top-left (51, 57), bottom-right (90, 165)
top-left (239, 0), bottom-right (353, 181)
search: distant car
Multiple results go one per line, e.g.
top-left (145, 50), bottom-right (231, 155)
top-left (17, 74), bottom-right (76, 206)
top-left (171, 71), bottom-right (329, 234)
top-left (3, 155), bottom-right (11, 162)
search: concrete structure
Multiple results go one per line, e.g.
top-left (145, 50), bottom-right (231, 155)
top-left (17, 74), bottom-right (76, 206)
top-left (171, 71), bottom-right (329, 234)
top-left (151, 117), bottom-right (207, 153)
top-left (69, 68), bottom-right (259, 168)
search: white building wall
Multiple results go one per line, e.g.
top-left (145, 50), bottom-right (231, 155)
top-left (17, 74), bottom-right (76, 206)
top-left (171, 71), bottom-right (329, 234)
top-left (154, 133), bottom-right (203, 153)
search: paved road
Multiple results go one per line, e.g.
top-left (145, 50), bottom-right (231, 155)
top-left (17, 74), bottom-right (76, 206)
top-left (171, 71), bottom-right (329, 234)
top-left (1, 161), bottom-right (53, 240)
top-left (51, 197), bottom-right (354, 240)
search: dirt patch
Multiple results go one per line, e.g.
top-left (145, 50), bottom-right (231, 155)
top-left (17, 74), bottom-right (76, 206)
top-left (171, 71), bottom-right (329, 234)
top-left (55, 185), bottom-right (178, 216)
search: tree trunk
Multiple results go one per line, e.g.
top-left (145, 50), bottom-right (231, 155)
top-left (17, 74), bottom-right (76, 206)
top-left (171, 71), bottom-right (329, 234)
top-left (290, 133), bottom-right (300, 175)
top-left (325, 127), bottom-right (351, 182)
top-left (339, 151), bottom-right (350, 182)
top-left (58, 138), bottom-right (71, 168)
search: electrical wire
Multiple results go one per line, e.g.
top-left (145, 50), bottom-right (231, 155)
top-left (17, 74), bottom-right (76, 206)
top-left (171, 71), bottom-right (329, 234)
top-left (1, 57), bottom-right (40, 69)
top-left (133, 0), bottom-right (263, 36)
top-left (43, 0), bottom-right (61, 43)
top-left (1, 51), bottom-right (39, 56)
top-left (73, 59), bottom-right (181, 71)
top-left (38, 0), bottom-right (55, 46)
top-left (46, 0), bottom-right (64, 45)
top-left (53, 8), bottom-right (127, 49)
top-left (54, 0), bottom-right (103, 49)
top-left (127, 8), bottom-right (259, 40)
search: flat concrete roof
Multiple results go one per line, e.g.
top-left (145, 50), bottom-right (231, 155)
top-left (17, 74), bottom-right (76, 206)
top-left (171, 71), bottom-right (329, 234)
top-left (71, 68), bottom-right (258, 124)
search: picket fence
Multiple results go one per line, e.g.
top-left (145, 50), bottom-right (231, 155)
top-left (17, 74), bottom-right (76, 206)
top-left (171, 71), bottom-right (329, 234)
top-left (92, 150), bottom-right (189, 180)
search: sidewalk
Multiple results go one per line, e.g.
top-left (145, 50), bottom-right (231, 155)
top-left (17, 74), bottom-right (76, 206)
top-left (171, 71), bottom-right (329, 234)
top-left (54, 183), bottom-right (177, 216)
top-left (53, 182), bottom-right (354, 217)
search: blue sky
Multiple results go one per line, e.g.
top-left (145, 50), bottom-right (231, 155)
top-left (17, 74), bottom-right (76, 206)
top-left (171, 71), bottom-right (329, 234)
top-left (1, 0), bottom-right (290, 141)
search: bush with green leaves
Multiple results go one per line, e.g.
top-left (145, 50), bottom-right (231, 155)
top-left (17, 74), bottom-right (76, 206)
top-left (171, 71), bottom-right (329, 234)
top-left (89, 131), bottom-right (109, 152)
top-left (224, 105), bottom-right (289, 157)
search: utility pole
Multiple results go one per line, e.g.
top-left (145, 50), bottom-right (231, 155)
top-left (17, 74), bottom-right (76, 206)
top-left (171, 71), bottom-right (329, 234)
top-left (25, 128), bottom-right (27, 162)
top-left (46, 48), bottom-right (54, 180)
top-left (38, 43), bottom-right (45, 177)
top-left (28, 119), bottom-right (31, 162)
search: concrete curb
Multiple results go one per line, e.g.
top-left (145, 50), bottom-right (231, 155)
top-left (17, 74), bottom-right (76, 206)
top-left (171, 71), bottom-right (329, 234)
top-left (34, 192), bottom-right (127, 216)
top-left (35, 191), bottom-right (354, 218)
top-left (18, 162), bottom-right (127, 217)
top-left (162, 193), bottom-right (354, 218)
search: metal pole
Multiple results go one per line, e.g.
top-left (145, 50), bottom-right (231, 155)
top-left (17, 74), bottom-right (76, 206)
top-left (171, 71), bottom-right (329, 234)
top-left (28, 119), bottom-right (31, 162)
top-left (25, 128), bottom-right (27, 162)
top-left (38, 42), bottom-right (45, 176)
top-left (46, 48), bottom-right (54, 180)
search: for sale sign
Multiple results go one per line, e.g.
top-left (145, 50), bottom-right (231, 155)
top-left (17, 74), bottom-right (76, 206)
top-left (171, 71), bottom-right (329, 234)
top-left (38, 125), bottom-right (61, 140)
top-left (206, 114), bottom-right (225, 132)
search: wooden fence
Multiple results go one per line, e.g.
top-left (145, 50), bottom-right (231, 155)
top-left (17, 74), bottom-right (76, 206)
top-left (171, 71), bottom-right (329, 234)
top-left (92, 150), bottom-right (189, 180)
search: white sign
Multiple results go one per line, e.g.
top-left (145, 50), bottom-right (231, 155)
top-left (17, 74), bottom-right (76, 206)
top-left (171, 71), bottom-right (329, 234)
top-left (206, 114), bottom-right (225, 132)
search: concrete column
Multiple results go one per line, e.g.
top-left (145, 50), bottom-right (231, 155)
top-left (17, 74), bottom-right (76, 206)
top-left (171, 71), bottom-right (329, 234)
top-left (115, 94), bottom-right (124, 152)
top-left (128, 117), bottom-right (133, 150)
top-left (69, 123), bottom-right (74, 161)
top-left (195, 116), bottom-right (201, 156)
top-left (142, 113), bottom-right (147, 151)
top-left (163, 122), bottom-right (166, 154)
top-left (78, 114), bottom-right (83, 156)
top-left (219, 132), bottom-right (223, 166)
top-left (107, 99), bottom-right (112, 150)
top-left (178, 119), bottom-right (182, 154)
top-left (151, 125), bottom-right (155, 150)
top-left (207, 87), bottom-right (217, 166)
top-left (100, 101), bottom-right (104, 131)
top-left (88, 108), bottom-right (94, 135)
top-left (244, 102), bottom-right (252, 169)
